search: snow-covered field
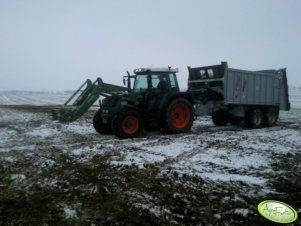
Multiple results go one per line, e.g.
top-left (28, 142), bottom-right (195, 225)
top-left (0, 91), bottom-right (300, 225)
top-left (0, 91), bottom-right (71, 105)
top-left (1, 90), bottom-right (300, 108)
top-left (290, 90), bottom-right (301, 109)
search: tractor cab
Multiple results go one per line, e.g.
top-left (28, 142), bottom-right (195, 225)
top-left (124, 67), bottom-right (181, 112)
top-left (132, 67), bottom-right (180, 93)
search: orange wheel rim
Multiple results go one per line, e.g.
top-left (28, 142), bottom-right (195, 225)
top-left (122, 116), bottom-right (139, 135)
top-left (169, 103), bottom-right (191, 129)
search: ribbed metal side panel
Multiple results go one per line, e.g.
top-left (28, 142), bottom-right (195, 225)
top-left (224, 68), bottom-right (281, 107)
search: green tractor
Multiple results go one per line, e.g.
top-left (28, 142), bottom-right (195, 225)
top-left (52, 67), bottom-right (194, 139)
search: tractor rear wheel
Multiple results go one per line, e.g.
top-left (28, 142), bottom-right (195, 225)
top-left (112, 109), bottom-right (143, 139)
top-left (93, 109), bottom-right (111, 134)
top-left (164, 98), bottom-right (193, 133)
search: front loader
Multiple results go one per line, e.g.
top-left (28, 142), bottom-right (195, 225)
top-left (52, 77), bottom-right (129, 122)
top-left (52, 67), bottom-right (194, 139)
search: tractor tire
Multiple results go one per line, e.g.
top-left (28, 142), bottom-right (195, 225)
top-left (93, 109), bottom-right (111, 134)
top-left (228, 115), bottom-right (243, 125)
top-left (111, 109), bottom-right (143, 139)
top-left (244, 109), bottom-right (264, 129)
top-left (263, 107), bottom-right (279, 127)
top-left (164, 98), bottom-right (193, 134)
top-left (212, 110), bottom-right (229, 126)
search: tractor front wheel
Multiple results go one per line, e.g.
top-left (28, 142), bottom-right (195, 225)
top-left (164, 98), bottom-right (193, 133)
top-left (93, 109), bottom-right (111, 134)
top-left (112, 109), bottom-right (143, 139)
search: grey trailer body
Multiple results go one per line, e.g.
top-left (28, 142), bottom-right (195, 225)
top-left (224, 68), bottom-right (290, 110)
top-left (188, 62), bottom-right (290, 128)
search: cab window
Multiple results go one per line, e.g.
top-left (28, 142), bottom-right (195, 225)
top-left (168, 73), bottom-right (179, 91)
top-left (152, 75), bottom-right (160, 88)
top-left (133, 74), bottom-right (148, 92)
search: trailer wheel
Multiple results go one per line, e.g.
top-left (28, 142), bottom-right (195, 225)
top-left (164, 98), bottom-right (193, 133)
top-left (263, 107), bottom-right (279, 127)
top-left (112, 109), bottom-right (143, 139)
top-left (93, 109), bottom-right (111, 134)
top-left (212, 110), bottom-right (228, 126)
top-left (228, 115), bottom-right (243, 125)
top-left (244, 109), bottom-right (264, 129)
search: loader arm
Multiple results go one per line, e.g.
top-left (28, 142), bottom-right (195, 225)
top-left (52, 77), bottom-right (129, 122)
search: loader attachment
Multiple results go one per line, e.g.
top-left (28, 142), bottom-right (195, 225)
top-left (52, 77), bottom-right (129, 122)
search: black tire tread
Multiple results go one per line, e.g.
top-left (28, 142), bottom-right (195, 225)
top-left (228, 115), bottom-right (243, 125)
top-left (244, 109), bottom-right (264, 129)
top-left (93, 109), bottom-right (111, 134)
top-left (263, 107), bottom-right (279, 127)
top-left (212, 110), bottom-right (229, 126)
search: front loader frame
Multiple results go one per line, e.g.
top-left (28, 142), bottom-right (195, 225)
top-left (52, 77), bottom-right (129, 122)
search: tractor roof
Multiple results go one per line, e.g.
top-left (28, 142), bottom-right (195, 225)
top-left (134, 66), bottom-right (178, 74)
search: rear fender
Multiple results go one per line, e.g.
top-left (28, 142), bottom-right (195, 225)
top-left (161, 93), bottom-right (194, 114)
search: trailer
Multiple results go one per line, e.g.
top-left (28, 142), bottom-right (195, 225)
top-left (188, 62), bottom-right (290, 128)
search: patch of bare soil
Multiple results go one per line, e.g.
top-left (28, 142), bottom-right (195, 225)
top-left (0, 151), bottom-right (271, 225)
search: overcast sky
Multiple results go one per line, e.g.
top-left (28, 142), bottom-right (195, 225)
top-left (0, 0), bottom-right (300, 91)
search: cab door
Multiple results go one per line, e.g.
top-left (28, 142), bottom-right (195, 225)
top-left (147, 73), bottom-right (176, 110)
